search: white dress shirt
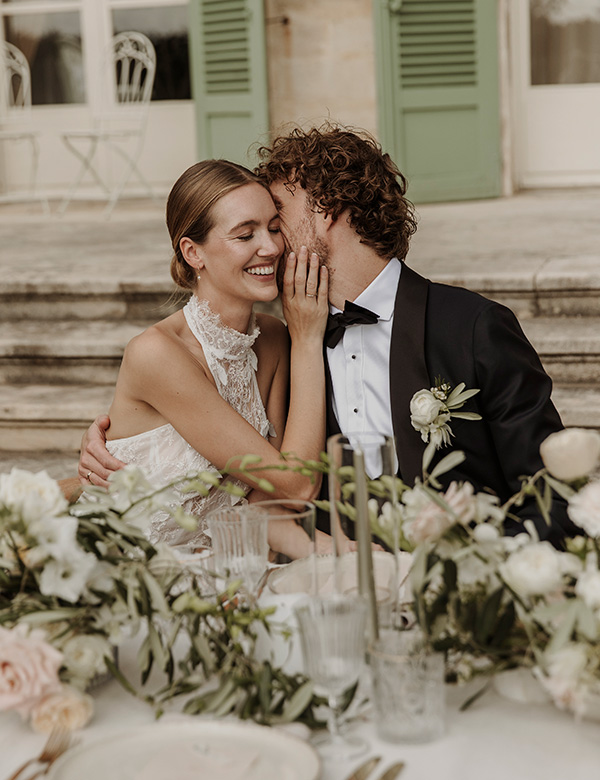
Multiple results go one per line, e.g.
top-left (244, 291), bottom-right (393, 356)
top-left (327, 260), bottom-right (401, 476)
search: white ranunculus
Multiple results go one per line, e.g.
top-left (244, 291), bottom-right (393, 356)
top-left (567, 480), bottom-right (600, 537)
top-left (499, 542), bottom-right (564, 597)
top-left (0, 468), bottom-right (68, 524)
top-left (29, 684), bottom-right (94, 733)
top-left (410, 390), bottom-right (445, 431)
top-left (540, 428), bottom-right (600, 482)
top-left (575, 569), bottom-right (600, 610)
top-left (61, 635), bottom-right (112, 683)
top-left (39, 550), bottom-right (97, 603)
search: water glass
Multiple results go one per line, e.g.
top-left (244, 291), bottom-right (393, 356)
top-left (206, 505), bottom-right (269, 599)
top-left (368, 628), bottom-right (445, 743)
top-left (294, 594), bottom-right (368, 759)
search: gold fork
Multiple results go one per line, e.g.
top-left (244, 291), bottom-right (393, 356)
top-left (7, 727), bottom-right (72, 780)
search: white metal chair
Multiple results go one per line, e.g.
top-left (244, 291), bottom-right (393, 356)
top-left (0, 41), bottom-right (48, 210)
top-left (58, 31), bottom-right (157, 217)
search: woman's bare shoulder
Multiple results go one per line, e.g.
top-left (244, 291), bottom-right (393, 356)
top-left (122, 316), bottom-right (203, 378)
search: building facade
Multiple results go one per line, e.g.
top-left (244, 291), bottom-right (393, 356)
top-left (2, 0), bottom-right (600, 203)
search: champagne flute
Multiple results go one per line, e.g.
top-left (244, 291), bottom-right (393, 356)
top-left (294, 594), bottom-right (368, 759)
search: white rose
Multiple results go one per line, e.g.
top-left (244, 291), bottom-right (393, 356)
top-left (473, 523), bottom-right (500, 543)
top-left (61, 635), bottom-right (112, 684)
top-left (500, 542), bottom-right (563, 597)
top-left (575, 569), bottom-right (600, 609)
top-left (535, 644), bottom-right (589, 716)
top-left (567, 480), bottom-right (600, 537)
top-left (0, 625), bottom-right (63, 715)
top-left (0, 468), bottom-right (68, 524)
top-left (410, 390), bottom-right (445, 431)
top-left (540, 428), bottom-right (600, 482)
top-left (29, 684), bottom-right (94, 734)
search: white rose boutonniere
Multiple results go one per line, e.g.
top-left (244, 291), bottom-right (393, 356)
top-left (410, 378), bottom-right (481, 449)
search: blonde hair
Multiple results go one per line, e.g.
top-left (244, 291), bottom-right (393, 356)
top-left (167, 160), bottom-right (266, 290)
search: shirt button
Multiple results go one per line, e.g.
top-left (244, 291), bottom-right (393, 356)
top-left (351, 354), bottom-right (356, 360)
top-left (353, 408), bottom-right (358, 413)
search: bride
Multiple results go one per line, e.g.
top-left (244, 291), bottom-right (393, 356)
top-left (80, 159), bottom-right (328, 555)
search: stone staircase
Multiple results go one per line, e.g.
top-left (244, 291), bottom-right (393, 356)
top-left (1, 191), bottom-right (599, 478)
top-left (1, 268), bottom-right (599, 479)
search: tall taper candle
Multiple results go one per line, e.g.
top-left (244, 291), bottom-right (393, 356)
top-left (353, 448), bottom-right (379, 641)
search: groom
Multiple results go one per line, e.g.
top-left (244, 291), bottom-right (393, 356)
top-left (79, 124), bottom-right (575, 545)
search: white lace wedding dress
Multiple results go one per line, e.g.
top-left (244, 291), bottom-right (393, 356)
top-left (106, 296), bottom-right (276, 551)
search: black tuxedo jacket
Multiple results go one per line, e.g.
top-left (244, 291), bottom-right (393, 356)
top-left (325, 262), bottom-right (576, 545)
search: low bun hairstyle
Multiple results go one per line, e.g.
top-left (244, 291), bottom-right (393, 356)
top-left (167, 160), bottom-right (266, 290)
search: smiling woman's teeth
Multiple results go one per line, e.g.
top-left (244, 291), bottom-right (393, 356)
top-left (246, 265), bottom-right (274, 275)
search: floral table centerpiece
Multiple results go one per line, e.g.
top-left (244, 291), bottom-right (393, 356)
top-left (403, 426), bottom-right (600, 720)
top-left (0, 466), bottom-right (323, 734)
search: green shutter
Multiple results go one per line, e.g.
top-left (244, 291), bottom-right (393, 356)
top-left (374, 0), bottom-right (501, 203)
top-left (188, 0), bottom-right (269, 166)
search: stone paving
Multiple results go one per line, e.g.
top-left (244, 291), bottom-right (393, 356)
top-left (2, 188), bottom-right (600, 291)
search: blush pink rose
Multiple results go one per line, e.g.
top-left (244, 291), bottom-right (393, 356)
top-left (0, 624), bottom-right (63, 715)
top-left (30, 684), bottom-right (94, 734)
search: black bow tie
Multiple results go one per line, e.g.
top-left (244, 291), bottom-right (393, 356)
top-left (325, 300), bottom-right (379, 348)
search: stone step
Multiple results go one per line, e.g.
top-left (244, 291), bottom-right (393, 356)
top-left (0, 320), bottom-right (148, 385)
top-left (0, 285), bottom-right (181, 322)
top-left (0, 384), bottom-right (114, 451)
top-left (0, 383), bottom-right (598, 458)
top-left (2, 314), bottom-right (599, 386)
top-left (3, 266), bottom-right (600, 321)
top-left (521, 317), bottom-right (600, 384)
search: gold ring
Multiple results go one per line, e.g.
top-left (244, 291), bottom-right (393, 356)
top-left (86, 471), bottom-right (92, 482)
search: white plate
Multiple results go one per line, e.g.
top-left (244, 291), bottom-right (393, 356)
top-left (47, 719), bottom-right (321, 780)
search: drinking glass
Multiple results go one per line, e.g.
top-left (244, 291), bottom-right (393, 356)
top-left (249, 498), bottom-right (317, 562)
top-left (294, 594), bottom-right (368, 759)
top-left (206, 505), bottom-right (269, 601)
top-left (368, 628), bottom-right (445, 743)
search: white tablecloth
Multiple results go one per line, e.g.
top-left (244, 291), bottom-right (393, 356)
top-left (2, 639), bottom-right (600, 780)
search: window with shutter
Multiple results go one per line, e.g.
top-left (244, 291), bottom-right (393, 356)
top-left (188, 0), bottom-right (269, 165)
top-left (374, 0), bottom-right (501, 203)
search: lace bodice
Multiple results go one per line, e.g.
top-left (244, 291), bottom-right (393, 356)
top-left (107, 296), bottom-right (276, 551)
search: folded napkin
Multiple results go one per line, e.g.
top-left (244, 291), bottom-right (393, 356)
top-left (134, 743), bottom-right (259, 780)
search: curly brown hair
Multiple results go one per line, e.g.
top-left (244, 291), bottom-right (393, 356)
top-left (255, 123), bottom-right (417, 261)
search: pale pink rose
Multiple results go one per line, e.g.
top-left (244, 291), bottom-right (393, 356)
top-left (405, 496), bottom-right (453, 545)
top-left (444, 482), bottom-right (476, 525)
top-left (0, 624), bottom-right (63, 715)
top-left (30, 684), bottom-right (94, 734)
top-left (405, 481), bottom-right (477, 544)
